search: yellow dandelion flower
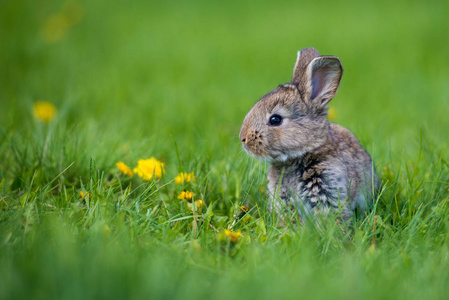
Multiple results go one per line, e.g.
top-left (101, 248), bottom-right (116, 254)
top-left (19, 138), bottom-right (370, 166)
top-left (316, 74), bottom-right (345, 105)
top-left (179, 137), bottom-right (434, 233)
top-left (116, 161), bottom-right (133, 177)
top-left (174, 174), bottom-right (184, 184)
top-left (194, 199), bottom-right (204, 209)
top-left (33, 101), bottom-right (57, 122)
top-left (79, 191), bottom-right (90, 199)
top-left (41, 13), bottom-right (71, 42)
top-left (62, 0), bottom-right (84, 26)
top-left (177, 191), bottom-right (194, 201)
top-left (174, 172), bottom-right (196, 184)
top-left (224, 229), bottom-right (241, 243)
top-left (187, 199), bottom-right (204, 213)
top-left (133, 157), bottom-right (165, 181)
top-left (41, 1), bottom-right (84, 43)
top-left (327, 107), bottom-right (337, 121)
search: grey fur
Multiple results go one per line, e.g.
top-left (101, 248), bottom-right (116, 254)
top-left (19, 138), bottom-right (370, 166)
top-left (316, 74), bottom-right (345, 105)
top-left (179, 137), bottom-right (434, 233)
top-left (240, 47), bottom-right (378, 221)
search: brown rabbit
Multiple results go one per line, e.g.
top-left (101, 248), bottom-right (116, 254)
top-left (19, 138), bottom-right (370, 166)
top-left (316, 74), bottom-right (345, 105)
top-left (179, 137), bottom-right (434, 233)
top-left (239, 47), bottom-right (378, 221)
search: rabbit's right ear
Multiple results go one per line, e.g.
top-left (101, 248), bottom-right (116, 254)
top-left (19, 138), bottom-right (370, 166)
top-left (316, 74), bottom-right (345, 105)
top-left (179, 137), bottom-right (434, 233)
top-left (303, 56), bottom-right (343, 107)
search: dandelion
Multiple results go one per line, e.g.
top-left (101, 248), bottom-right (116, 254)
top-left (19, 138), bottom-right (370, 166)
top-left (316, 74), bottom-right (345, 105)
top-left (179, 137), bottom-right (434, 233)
top-left (41, 13), bottom-right (71, 42)
top-left (195, 200), bottom-right (204, 209)
top-left (178, 191), bottom-right (194, 201)
top-left (33, 101), bottom-right (57, 122)
top-left (327, 107), bottom-right (337, 121)
top-left (174, 172), bottom-right (196, 184)
top-left (79, 191), bottom-right (90, 199)
top-left (187, 200), bottom-right (204, 213)
top-left (116, 162), bottom-right (133, 177)
top-left (224, 229), bottom-right (241, 243)
top-left (62, 0), bottom-right (84, 25)
top-left (41, 1), bottom-right (84, 43)
top-left (133, 158), bottom-right (165, 181)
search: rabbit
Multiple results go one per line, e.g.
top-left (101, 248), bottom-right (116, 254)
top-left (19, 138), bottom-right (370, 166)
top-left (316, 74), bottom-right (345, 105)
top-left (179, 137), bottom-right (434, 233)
top-left (239, 47), bottom-right (378, 222)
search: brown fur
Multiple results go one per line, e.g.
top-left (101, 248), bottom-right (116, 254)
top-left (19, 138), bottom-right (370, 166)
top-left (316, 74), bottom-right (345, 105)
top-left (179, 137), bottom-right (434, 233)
top-left (239, 48), bottom-right (378, 221)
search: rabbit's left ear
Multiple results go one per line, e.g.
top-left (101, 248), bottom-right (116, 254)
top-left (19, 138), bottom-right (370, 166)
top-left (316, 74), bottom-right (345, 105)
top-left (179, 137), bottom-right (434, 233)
top-left (304, 56), bottom-right (343, 106)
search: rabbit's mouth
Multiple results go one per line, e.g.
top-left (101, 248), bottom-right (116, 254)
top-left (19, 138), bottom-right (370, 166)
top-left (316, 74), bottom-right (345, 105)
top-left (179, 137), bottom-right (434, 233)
top-left (242, 142), bottom-right (305, 163)
top-left (242, 144), bottom-right (271, 162)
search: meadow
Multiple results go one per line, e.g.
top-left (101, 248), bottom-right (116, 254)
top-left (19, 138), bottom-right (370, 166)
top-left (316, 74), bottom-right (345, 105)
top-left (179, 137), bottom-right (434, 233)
top-left (1, 0), bottom-right (449, 299)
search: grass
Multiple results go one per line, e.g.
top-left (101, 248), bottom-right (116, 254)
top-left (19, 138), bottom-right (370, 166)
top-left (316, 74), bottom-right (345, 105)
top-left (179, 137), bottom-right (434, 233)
top-left (1, 0), bottom-right (449, 299)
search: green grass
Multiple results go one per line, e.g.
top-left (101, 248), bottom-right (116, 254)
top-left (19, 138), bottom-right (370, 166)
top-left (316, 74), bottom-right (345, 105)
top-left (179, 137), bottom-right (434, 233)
top-left (1, 0), bottom-right (449, 299)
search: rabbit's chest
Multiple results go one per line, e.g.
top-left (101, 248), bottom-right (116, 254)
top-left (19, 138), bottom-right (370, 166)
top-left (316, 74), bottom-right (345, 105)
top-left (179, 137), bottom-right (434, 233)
top-left (267, 162), bottom-right (347, 211)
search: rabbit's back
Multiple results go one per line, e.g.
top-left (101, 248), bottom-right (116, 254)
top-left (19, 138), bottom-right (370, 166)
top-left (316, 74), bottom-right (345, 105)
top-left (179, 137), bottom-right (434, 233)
top-left (329, 123), bottom-right (378, 208)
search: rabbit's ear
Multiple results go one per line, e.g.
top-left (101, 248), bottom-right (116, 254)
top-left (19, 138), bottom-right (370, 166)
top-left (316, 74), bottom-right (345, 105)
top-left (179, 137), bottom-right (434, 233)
top-left (292, 47), bottom-right (320, 84)
top-left (304, 56), bottom-right (343, 106)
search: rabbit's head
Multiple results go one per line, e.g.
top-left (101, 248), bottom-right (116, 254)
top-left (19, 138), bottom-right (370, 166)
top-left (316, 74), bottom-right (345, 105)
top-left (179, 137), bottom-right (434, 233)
top-left (239, 48), bottom-right (343, 162)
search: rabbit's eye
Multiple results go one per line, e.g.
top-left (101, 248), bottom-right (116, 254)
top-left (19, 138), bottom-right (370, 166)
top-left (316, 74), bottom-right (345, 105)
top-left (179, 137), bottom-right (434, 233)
top-left (268, 114), bottom-right (283, 126)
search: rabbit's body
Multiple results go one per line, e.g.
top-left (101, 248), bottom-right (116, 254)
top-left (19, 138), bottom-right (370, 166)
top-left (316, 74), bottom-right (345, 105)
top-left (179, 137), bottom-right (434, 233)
top-left (267, 123), bottom-right (376, 221)
top-left (240, 48), bottom-right (378, 221)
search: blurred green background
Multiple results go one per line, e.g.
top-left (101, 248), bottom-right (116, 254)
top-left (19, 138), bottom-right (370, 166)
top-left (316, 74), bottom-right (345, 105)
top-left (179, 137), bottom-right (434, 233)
top-left (1, 0), bottom-right (449, 299)
top-left (2, 0), bottom-right (448, 160)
